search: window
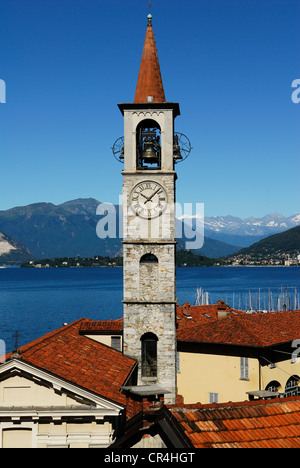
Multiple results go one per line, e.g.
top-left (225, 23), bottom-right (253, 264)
top-left (136, 119), bottom-right (161, 170)
top-left (265, 381), bottom-right (281, 393)
top-left (240, 357), bottom-right (249, 380)
top-left (285, 376), bottom-right (300, 397)
top-left (111, 336), bottom-right (121, 351)
top-left (176, 352), bottom-right (180, 373)
top-left (141, 333), bottom-right (158, 378)
top-left (209, 392), bottom-right (218, 404)
top-left (140, 253), bottom-right (158, 264)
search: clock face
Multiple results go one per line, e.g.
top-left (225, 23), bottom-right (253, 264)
top-left (130, 181), bottom-right (167, 219)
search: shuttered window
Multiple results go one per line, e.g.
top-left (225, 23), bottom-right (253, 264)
top-left (111, 336), bottom-right (121, 351)
top-left (209, 392), bottom-right (218, 404)
top-left (240, 357), bottom-right (249, 380)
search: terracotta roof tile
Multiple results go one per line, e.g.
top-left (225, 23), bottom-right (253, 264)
top-left (6, 318), bottom-right (136, 406)
top-left (168, 396), bottom-right (300, 448)
top-left (82, 302), bottom-right (244, 337)
top-left (79, 318), bottom-right (123, 334)
top-left (177, 309), bottom-right (300, 347)
top-left (176, 301), bottom-right (244, 328)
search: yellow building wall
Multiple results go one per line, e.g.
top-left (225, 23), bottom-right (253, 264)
top-left (177, 352), bottom-right (259, 404)
top-left (0, 375), bottom-right (82, 407)
top-left (177, 352), bottom-right (300, 405)
top-left (0, 375), bottom-right (113, 448)
top-left (2, 428), bottom-right (32, 449)
top-left (85, 335), bottom-right (122, 350)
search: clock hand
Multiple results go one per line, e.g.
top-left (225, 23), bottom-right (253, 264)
top-left (140, 193), bottom-right (151, 202)
top-left (146, 187), bottom-right (160, 202)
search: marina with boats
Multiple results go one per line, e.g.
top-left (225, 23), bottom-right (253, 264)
top-left (195, 286), bottom-right (300, 312)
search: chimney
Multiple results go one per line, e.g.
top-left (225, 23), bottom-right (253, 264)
top-left (217, 300), bottom-right (230, 319)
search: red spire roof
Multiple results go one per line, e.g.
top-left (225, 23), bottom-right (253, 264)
top-left (134, 15), bottom-right (166, 103)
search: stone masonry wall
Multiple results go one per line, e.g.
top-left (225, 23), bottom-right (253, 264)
top-left (123, 302), bottom-right (177, 404)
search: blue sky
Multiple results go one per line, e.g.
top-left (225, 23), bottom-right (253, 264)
top-left (0, 0), bottom-right (299, 218)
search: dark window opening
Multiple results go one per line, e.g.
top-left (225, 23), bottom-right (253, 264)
top-left (141, 333), bottom-right (158, 378)
top-left (265, 380), bottom-right (281, 393)
top-left (136, 120), bottom-right (161, 170)
top-left (285, 375), bottom-right (300, 397)
top-left (140, 253), bottom-right (158, 264)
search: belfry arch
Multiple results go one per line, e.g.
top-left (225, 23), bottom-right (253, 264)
top-left (136, 119), bottom-right (161, 169)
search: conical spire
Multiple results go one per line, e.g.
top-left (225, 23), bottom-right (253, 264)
top-left (134, 14), bottom-right (166, 103)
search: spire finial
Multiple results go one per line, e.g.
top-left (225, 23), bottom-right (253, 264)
top-left (146, 1), bottom-right (153, 23)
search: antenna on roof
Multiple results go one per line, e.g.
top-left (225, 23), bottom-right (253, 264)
top-left (12, 331), bottom-right (21, 356)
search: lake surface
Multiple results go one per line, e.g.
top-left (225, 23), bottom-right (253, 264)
top-left (0, 266), bottom-right (299, 352)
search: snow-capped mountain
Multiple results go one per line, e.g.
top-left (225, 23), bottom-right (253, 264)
top-left (179, 213), bottom-right (300, 248)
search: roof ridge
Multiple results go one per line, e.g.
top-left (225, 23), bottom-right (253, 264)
top-left (6, 318), bottom-right (89, 358)
top-left (168, 395), bottom-right (300, 412)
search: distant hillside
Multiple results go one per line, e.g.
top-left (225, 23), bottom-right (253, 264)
top-left (175, 250), bottom-right (222, 267)
top-left (0, 231), bottom-right (34, 265)
top-left (21, 250), bottom-right (223, 268)
top-left (227, 226), bottom-right (300, 264)
top-left (0, 199), bottom-right (122, 259)
top-left (0, 198), bottom-right (239, 260)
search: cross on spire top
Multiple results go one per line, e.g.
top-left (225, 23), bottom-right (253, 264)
top-left (146, 1), bottom-right (153, 14)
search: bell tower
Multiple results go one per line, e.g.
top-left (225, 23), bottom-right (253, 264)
top-left (114, 14), bottom-right (190, 405)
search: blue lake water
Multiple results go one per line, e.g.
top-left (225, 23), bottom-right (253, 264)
top-left (0, 266), bottom-right (299, 352)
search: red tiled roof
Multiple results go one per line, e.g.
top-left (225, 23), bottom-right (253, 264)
top-left (168, 396), bottom-right (300, 448)
top-left (6, 319), bottom-right (136, 406)
top-left (79, 302), bottom-right (239, 335)
top-left (134, 16), bottom-right (166, 103)
top-left (79, 305), bottom-right (300, 349)
top-left (80, 318), bottom-right (123, 334)
top-left (176, 301), bottom-right (245, 330)
top-left (177, 310), bottom-right (300, 347)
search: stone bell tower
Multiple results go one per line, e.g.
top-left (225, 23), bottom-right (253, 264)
top-left (116, 14), bottom-right (184, 405)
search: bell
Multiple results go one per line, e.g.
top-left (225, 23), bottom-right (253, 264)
top-left (142, 137), bottom-right (159, 164)
top-left (119, 146), bottom-right (124, 160)
top-left (173, 135), bottom-right (182, 160)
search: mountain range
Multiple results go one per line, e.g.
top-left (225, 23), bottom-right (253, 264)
top-left (0, 198), bottom-right (299, 264)
top-left (179, 212), bottom-right (300, 247)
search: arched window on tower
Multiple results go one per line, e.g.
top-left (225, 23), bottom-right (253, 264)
top-left (140, 253), bottom-right (158, 264)
top-left (136, 119), bottom-right (161, 170)
top-left (141, 333), bottom-right (158, 378)
top-left (139, 253), bottom-right (158, 301)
